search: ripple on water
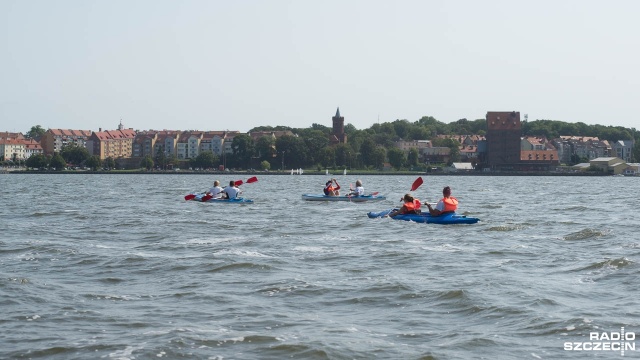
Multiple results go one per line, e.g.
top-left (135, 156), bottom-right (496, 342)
top-left (563, 228), bottom-right (612, 241)
top-left (575, 257), bottom-right (633, 272)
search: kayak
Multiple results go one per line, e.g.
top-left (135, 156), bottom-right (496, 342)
top-left (301, 193), bottom-right (386, 202)
top-left (367, 209), bottom-right (479, 224)
top-left (186, 193), bottom-right (254, 203)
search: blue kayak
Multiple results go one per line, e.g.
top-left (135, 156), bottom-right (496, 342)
top-left (367, 209), bottom-right (479, 224)
top-left (187, 193), bottom-right (254, 203)
top-left (302, 193), bottom-right (386, 202)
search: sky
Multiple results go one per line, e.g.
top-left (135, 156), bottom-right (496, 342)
top-left (1, 0), bottom-right (639, 133)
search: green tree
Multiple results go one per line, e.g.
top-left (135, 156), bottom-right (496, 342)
top-left (275, 135), bottom-right (308, 169)
top-left (260, 160), bottom-right (271, 171)
top-left (318, 147), bottom-right (335, 168)
top-left (192, 151), bottom-right (217, 169)
top-left (85, 155), bottom-right (102, 171)
top-left (141, 156), bottom-right (154, 170)
top-left (231, 134), bottom-right (255, 169)
top-left (60, 144), bottom-right (90, 165)
top-left (334, 143), bottom-right (351, 167)
top-left (154, 149), bottom-right (167, 170)
top-left (255, 136), bottom-right (275, 161)
top-left (371, 147), bottom-right (387, 169)
top-left (387, 147), bottom-right (406, 169)
top-left (25, 154), bottom-right (48, 169)
top-left (49, 154), bottom-right (66, 170)
top-left (301, 129), bottom-right (330, 165)
top-left (359, 138), bottom-right (378, 167)
top-left (104, 157), bottom-right (116, 170)
top-left (26, 125), bottom-right (46, 140)
top-left (407, 148), bottom-right (419, 167)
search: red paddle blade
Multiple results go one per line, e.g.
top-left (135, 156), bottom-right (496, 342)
top-left (370, 192), bottom-right (379, 196)
top-left (235, 180), bottom-right (243, 186)
top-left (410, 177), bottom-right (423, 191)
top-left (201, 194), bottom-right (213, 202)
top-left (246, 176), bottom-right (258, 183)
top-left (184, 194), bottom-right (196, 201)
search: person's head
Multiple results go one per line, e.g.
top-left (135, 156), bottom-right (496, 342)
top-left (214, 180), bottom-right (220, 187)
top-left (355, 180), bottom-right (362, 187)
top-left (326, 180), bottom-right (332, 187)
top-left (403, 193), bottom-right (413, 202)
top-left (443, 186), bottom-right (452, 197)
top-left (229, 180), bottom-right (235, 187)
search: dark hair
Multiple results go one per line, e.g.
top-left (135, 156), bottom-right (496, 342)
top-left (230, 180), bottom-right (235, 186)
top-left (443, 186), bottom-right (451, 194)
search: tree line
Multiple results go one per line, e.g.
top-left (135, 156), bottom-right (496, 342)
top-left (19, 117), bottom-right (640, 171)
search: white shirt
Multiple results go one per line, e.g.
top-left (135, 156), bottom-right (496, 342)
top-left (354, 186), bottom-right (364, 196)
top-left (435, 200), bottom-right (445, 211)
top-left (222, 185), bottom-right (240, 199)
top-left (208, 186), bottom-right (223, 198)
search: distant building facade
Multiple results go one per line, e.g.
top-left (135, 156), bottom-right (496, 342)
top-left (485, 111), bottom-right (522, 170)
top-left (40, 129), bottom-right (93, 155)
top-left (86, 124), bottom-right (136, 160)
top-left (329, 108), bottom-right (347, 144)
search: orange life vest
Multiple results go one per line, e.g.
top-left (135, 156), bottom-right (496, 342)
top-left (402, 200), bottom-right (417, 214)
top-left (324, 185), bottom-right (334, 195)
top-left (441, 197), bottom-right (458, 212)
top-left (413, 198), bottom-right (421, 210)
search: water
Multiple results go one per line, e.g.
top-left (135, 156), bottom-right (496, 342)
top-left (1, 174), bottom-right (639, 359)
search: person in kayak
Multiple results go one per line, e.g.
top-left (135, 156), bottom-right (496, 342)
top-left (425, 186), bottom-right (458, 216)
top-left (388, 194), bottom-right (420, 217)
top-left (222, 180), bottom-right (241, 199)
top-left (348, 180), bottom-right (364, 197)
top-left (324, 178), bottom-right (341, 196)
top-left (207, 180), bottom-right (224, 199)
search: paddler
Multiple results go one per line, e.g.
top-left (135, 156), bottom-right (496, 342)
top-left (425, 186), bottom-right (458, 216)
top-left (324, 178), bottom-right (340, 196)
top-left (388, 194), bottom-right (419, 217)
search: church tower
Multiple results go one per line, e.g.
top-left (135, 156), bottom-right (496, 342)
top-left (330, 107), bottom-right (347, 144)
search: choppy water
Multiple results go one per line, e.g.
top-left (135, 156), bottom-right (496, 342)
top-left (1, 174), bottom-right (639, 359)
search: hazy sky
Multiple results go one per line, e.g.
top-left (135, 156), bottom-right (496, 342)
top-left (2, 0), bottom-right (639, 133)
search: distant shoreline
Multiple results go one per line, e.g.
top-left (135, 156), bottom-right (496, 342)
top-left (6, 170), bottom-right (611, 176)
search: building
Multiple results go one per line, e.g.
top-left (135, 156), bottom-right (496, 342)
top-left (446, 162), bottom-right (475, 172)
top-left (329, 107), bottom-right (347, 144)
top-left (23, 139), bottom-right (43, 158)
top-left (612, 140), bottom-right (634, 162)
top-left (176, 131), bottom-right (204, 160)
top-left (519, 150), bottom-right (560, 171)
top-left (421, 147), bottom-right (451, 164)
top-left (86, 125), bottom-right (136, 160)
top-left (40, 129), bottom-right (92, 155)
top-left (590, 157), bottom-right (628, 175)
top-left (394, 140), bottom-right (431, 152)
top-left (199, 131), bottom-right (226, 156)
top-left (132, 131), bottom-right (159, 158)
top-left (624, 163), bottom-right (640, 175)
top-left (0, 138), bottom-right (25, 161)
top-left (553, 136), bottom-right (611, 163)
top-left (485, 111), bottom-right (522, 170)
top-left (0, 132), bottom-right (25, 140)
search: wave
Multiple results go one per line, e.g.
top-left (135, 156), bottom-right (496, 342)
top-left (208, 262), bottom-right (272, 273)
top-left (563, 228), bottom-right (611, 241)
top-left (486, 224), bottom-right (527, 231)
top-left (578, 257), bottom-right (633, 271)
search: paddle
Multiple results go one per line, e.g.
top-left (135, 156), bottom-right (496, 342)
top-left (184, 194), bottom-right (197, 201)
top-left (410, 176), bottom-right (423, 191)
top-left (234, 176), bottom-right (258, 186)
